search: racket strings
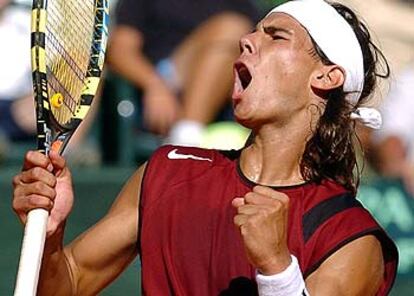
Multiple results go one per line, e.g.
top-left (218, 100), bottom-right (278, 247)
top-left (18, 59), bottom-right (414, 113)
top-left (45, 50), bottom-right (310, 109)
top-left (48, 32), bottom-right (86, 86)
top-left (48, 3), bottom-right (94, 54)
top-left (45, 0), bottom-right (95, 125)
top-left (48, 70), bottom-right (78, 114)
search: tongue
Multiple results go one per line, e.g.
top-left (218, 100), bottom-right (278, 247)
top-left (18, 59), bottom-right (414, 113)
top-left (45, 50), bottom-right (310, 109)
top-left (232, 70), bottom-right (245, 99)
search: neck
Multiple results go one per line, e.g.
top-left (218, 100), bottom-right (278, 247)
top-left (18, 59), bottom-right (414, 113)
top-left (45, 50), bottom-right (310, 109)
top-left (240, 121), bottom-right (313, 187)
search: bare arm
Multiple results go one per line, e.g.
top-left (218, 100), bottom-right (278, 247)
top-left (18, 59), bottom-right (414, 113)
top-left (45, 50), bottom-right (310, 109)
top-left (106, 25), bottom-right (163, 91)
top-left (232, 186), bottom-right (385, 295)
top-left (12, 152), bottom-right (146, 295)
top-left (306, 235), bottom-right (384, 295)
top-left (45, 165), bottom-right (145, 295)
top-left (106, 25), bottom-right (179, 134)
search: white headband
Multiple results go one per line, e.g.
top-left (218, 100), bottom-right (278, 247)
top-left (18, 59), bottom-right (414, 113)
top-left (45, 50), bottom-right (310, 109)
top-left (268, 0), bottom-right (382, 129)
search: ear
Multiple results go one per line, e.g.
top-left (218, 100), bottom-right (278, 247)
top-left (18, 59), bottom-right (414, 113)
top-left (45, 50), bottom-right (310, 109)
top-left (310, 65), bottom-right (345, 91)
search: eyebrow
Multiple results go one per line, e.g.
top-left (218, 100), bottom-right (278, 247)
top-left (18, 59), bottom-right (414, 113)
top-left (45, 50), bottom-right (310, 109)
top-left (255, 23), bottom-right (293, 36)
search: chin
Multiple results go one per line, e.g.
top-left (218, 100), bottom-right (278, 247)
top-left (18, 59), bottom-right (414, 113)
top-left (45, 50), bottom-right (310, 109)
top-left (234, 114), bottom-right (256, 130)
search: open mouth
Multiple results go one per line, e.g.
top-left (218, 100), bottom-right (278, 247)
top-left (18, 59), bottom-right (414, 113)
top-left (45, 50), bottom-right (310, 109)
top-left (234, 62), bottom-right (252, 90)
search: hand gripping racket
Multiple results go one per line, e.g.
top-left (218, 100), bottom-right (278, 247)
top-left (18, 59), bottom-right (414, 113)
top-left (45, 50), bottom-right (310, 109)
top-left (14, 1), bottom-right (109, 295)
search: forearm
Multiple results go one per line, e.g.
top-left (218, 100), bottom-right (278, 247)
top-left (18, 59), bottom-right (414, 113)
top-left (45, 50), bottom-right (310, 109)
top-left (109, 52), bottom-right (164, 89)
top-left (106, 27), bottom-right (165, 90)
top-left (37, 226), bottom-right (76, 295)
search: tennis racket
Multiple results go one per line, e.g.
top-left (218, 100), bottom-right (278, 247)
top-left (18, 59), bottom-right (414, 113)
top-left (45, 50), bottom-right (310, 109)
top-left (14, 0), bottom-right (109, 295)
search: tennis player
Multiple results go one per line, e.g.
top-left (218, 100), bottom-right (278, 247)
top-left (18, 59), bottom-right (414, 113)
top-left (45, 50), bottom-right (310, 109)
top-left (12, 0), bottom-right (398, 295)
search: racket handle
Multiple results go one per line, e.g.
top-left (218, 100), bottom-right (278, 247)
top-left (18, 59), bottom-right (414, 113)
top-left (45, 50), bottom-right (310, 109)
top-left (14, 208), bottom-right (49, 296)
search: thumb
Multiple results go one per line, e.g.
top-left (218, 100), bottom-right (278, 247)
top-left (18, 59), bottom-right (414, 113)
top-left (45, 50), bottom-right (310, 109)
top-left (49, 151), bottom-right (68, 177)
top-left (232, 197), bottom-right (246, 208)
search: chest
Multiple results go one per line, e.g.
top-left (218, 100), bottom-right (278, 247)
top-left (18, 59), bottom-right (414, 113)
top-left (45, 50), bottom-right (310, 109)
top-left (141, 169), bottom-right (305, 276)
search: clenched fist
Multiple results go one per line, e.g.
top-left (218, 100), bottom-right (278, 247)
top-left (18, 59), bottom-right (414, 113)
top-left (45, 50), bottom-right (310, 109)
top-left (232, 186), bottom-right (292, 275)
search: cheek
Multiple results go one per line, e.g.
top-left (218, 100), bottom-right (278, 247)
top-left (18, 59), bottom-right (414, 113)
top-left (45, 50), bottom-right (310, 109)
top-left (260, 56), bottom-right (300, 93)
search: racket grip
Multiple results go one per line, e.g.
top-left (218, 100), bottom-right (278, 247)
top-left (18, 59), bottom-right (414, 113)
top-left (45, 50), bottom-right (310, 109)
top-left (14, 208), bottom-right (49, 296)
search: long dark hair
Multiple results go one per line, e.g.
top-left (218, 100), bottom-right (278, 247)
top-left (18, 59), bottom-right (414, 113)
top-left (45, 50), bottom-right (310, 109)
top-left (301, 2), bottom-right (390, 194)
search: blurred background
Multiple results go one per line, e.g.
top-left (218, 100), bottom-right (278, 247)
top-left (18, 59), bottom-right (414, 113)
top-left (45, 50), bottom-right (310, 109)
top-left (1, 0), bottom-right (413, 294)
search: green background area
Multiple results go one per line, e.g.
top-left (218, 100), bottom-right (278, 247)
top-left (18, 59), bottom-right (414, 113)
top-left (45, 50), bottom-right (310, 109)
top-left (1, 166), bottom-right (413, 295)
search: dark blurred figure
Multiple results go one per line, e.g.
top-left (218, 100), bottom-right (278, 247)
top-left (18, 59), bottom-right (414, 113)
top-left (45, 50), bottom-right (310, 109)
top-left (106, 0), bottom-right (260, 147)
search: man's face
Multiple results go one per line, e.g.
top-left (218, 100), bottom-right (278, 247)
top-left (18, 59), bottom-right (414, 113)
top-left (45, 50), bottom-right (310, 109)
top-left (232, 13), bottom-right (324, 129)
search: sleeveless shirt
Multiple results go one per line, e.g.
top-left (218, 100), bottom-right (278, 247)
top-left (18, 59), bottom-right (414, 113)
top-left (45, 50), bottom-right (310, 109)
top-left (139, 145), bottom-right (398, 295)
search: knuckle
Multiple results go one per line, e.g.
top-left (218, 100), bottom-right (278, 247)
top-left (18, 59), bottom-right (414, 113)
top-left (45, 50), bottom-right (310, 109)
top-left (31, 167), bottom-right (42, 179)
top-left (280, 198), bottom-right (290, 209)
top-left (270, 198), bottom-right (282, 208)
top-left (24, 151), bottom-right (32, 160)
top-left (27, 195), bottom-right (40, 206)
top-left (51, 177), bottom-right (57, 187)
top-left (277, 193), bottom-right (290, 203)
top-left (12, 175), bottom-right (21, 187)
top-left (13, 186), bottom-right (22, 197)
top-left (244, 192), bottom-right (255, 202)
top-left (12, 198), bottom-right (21, 212)
top-left (269, 206), bottom-right (281, 216)
top-left (27, 194), bottom-right (48, 208)
top-left (269, 201), bottom-right (284, 215)
top-left (33, 181), bottom-right (44, 192)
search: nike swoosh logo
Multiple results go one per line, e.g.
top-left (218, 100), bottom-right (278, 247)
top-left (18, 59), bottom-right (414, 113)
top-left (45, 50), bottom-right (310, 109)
top-left (167, 149), bottom-right (212, 162)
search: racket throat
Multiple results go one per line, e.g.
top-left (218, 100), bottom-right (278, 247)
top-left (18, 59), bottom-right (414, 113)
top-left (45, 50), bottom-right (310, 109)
top-left (37, 121), bottom-right (71, 155)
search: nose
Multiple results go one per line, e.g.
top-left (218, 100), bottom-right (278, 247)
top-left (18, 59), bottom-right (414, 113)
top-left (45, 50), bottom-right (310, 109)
top-left (239, 34), bottom-right (255, 55)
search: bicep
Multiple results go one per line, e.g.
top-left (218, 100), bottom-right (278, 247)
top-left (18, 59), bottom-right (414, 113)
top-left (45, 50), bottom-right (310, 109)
top-left (305, 235), bottom-right (384, 296)
top-left (64, 163), bottom-right (146, 295)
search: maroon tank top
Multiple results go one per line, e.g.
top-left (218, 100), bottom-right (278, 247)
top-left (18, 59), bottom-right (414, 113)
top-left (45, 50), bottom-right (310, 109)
top-left (139, 145), bottom-right (398, 295)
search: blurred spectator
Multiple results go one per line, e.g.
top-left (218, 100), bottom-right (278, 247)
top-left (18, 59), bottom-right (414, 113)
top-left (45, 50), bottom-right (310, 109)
top-left (337, 0), bottom-right (414, 193)
top-left (0, 0), bottom-right (102, 166)
top-left (0, 0), bottom-right (34, 149)
top-left (371, 65), bottom-right (414, 195)
top-left (106, 0), bottom-right (260, 147)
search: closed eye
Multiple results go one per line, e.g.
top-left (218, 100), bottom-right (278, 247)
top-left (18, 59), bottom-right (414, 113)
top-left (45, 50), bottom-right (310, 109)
top-left (263, 25), bottom-right (291, 41)
top-left (271, 35), bottom-right (287, 40)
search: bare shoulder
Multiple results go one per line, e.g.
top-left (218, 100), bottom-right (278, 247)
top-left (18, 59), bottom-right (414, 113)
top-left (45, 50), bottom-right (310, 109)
top-left (306, 235), bottom-right (384, 296)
